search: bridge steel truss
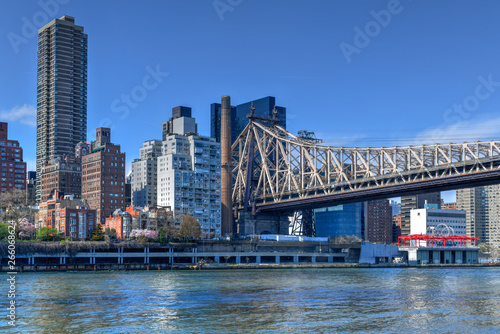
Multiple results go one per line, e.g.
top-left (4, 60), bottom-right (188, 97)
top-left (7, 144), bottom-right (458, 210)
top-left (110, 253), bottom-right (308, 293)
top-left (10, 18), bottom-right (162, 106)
top-left (232, 119), bottom-right (500, 212)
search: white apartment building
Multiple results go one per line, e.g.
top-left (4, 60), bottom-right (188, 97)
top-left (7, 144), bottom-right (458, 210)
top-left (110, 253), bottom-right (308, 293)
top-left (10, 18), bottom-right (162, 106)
top-left (410, 208), bottom-right (467, 236)
top-left (157, 116), bottom-right (221, 237)
top-left (131, 140), bottom-right (162, 207)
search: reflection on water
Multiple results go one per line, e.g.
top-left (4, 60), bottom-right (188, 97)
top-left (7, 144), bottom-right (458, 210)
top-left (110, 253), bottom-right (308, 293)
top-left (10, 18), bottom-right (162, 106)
top-left (1, 268), bottom-right (499, 333)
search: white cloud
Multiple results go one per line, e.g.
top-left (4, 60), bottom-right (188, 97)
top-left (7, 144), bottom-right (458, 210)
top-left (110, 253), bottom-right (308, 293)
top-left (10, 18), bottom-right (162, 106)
top-left (0, 104), bottom-right (36, 127)
top-left (413, 117), bottom-right (500, 145)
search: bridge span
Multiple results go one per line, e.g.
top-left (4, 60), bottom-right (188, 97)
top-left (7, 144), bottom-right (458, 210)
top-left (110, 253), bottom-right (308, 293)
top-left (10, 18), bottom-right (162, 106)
top-left (232, 118), bottom-right (500, 217)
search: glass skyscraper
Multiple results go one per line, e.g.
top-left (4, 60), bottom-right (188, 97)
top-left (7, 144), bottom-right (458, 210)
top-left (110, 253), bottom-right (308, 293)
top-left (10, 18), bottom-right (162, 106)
top-left (314, 203), bottom-right (364, 239)
top-left (36, 15), bottom-right (88, 203)
top-left (210, 96), bottom-right (286, 143)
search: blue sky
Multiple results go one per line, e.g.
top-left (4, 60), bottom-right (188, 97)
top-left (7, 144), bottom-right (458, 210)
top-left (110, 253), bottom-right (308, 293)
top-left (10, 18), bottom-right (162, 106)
top-left (3, 0), bottom-right (500, 203)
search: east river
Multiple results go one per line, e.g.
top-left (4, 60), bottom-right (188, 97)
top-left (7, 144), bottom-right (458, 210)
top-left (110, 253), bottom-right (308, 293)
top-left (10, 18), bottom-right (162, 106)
top-left (2, 267), bottom-right (500, 333)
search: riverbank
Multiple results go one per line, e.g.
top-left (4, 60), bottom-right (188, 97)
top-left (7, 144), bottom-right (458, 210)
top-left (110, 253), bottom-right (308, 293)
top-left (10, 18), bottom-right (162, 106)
top-left (3, 262), bottom-right (499, 272)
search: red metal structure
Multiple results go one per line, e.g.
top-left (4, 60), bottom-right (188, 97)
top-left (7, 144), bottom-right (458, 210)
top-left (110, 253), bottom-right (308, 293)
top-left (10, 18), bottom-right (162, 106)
top-left (398, 234), bottom-right (479, 248)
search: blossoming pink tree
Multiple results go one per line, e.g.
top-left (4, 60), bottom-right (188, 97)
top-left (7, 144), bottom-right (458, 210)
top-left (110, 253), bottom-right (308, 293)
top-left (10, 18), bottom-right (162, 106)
top-left (129, 229), bottom-right (159, 239)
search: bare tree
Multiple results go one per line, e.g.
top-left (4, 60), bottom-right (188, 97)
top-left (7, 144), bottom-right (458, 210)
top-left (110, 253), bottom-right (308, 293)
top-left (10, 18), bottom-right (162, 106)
top-left (180, 215), bottom-right (201, 240)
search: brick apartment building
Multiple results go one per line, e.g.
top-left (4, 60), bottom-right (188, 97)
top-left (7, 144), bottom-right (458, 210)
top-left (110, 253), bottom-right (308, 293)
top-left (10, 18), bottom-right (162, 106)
top-left (364, 199), bottom-right (393, 244)
top-left (82, 128), bottom-right (126, 224)
top-left (39, 156), bottom-right (82, 203)
top-left (0, 122), bottom-right (26, 194)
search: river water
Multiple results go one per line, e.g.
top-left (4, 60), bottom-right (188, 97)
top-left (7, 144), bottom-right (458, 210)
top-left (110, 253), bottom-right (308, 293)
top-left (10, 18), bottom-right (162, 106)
top-left (2, 267), bottom-right (500, 333)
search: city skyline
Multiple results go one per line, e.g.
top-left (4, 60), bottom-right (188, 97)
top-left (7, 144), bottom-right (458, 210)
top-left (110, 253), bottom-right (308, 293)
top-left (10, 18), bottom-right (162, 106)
top-left (4, 1), bottom-right (500, 203)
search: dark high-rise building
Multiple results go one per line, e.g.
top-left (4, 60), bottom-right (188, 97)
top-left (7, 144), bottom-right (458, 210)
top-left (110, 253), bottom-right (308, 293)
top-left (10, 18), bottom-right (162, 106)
top-left (81, 128), bottom-right (125, 224)
top-left (400, 192), bottom-right (441, 236)
top-left (364, 199), bottom-right (393, 244)
top-left (0, 122), bottom-right (27, 194)
top-left (210, 103), bottom-right (236, 143)
top-left (211, 96), bottom-right (286, 143)
top-left (26, 171), bottom-right (36, 205)
top-left (36, 15), bottom-right (88, 203)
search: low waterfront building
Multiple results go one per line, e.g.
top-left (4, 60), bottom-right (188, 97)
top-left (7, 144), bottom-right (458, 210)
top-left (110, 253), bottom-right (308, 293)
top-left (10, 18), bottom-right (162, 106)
top-left (37, 191), bottom-right (96, 239)
top-left (105, 209), bottom-right (132, 239)
top-left (410, 208), bottom-right (466, 236)
top-left (398, 234), bottom-right (479, 264)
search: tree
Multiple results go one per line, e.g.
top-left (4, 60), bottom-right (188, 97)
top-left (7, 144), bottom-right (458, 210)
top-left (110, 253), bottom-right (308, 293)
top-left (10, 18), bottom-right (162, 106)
top-left (0, 223), bottom-right (9, 240)
top-left (90, 223), bottom-right (105, 241)
top-left (479, 243), bottom-right (492, 253)
top-left (0, 189), bottom-right (36, 223)
top-left (166, 223), bottom-right (180, 240)
top-left (157, 228), bottom-right (167, 243)
top-left (105, 228), bottom-right (117, 239)
top-left (180, 215), bottom-right (201, 240)
top-left (17, 218), bottom-right (36, 240)
top-left (37, 227), bottom-right (59, 241)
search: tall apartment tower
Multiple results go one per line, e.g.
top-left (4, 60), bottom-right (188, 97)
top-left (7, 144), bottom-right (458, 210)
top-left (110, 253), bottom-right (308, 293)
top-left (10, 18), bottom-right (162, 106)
top-left (399, 192), bottom-right (441, 236)
top-left (0, 122), bottom-right (27, 194)
top-left (36, 15), bottom-right (88, 203)
top-left (457, 186), bottom-right (500, 248)
top-left (131, 140), bottom-right (162, 207)
top-left (457, 187), bottom-right (485, 240)
top-left (81, 128), bottom-right (125, 224)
